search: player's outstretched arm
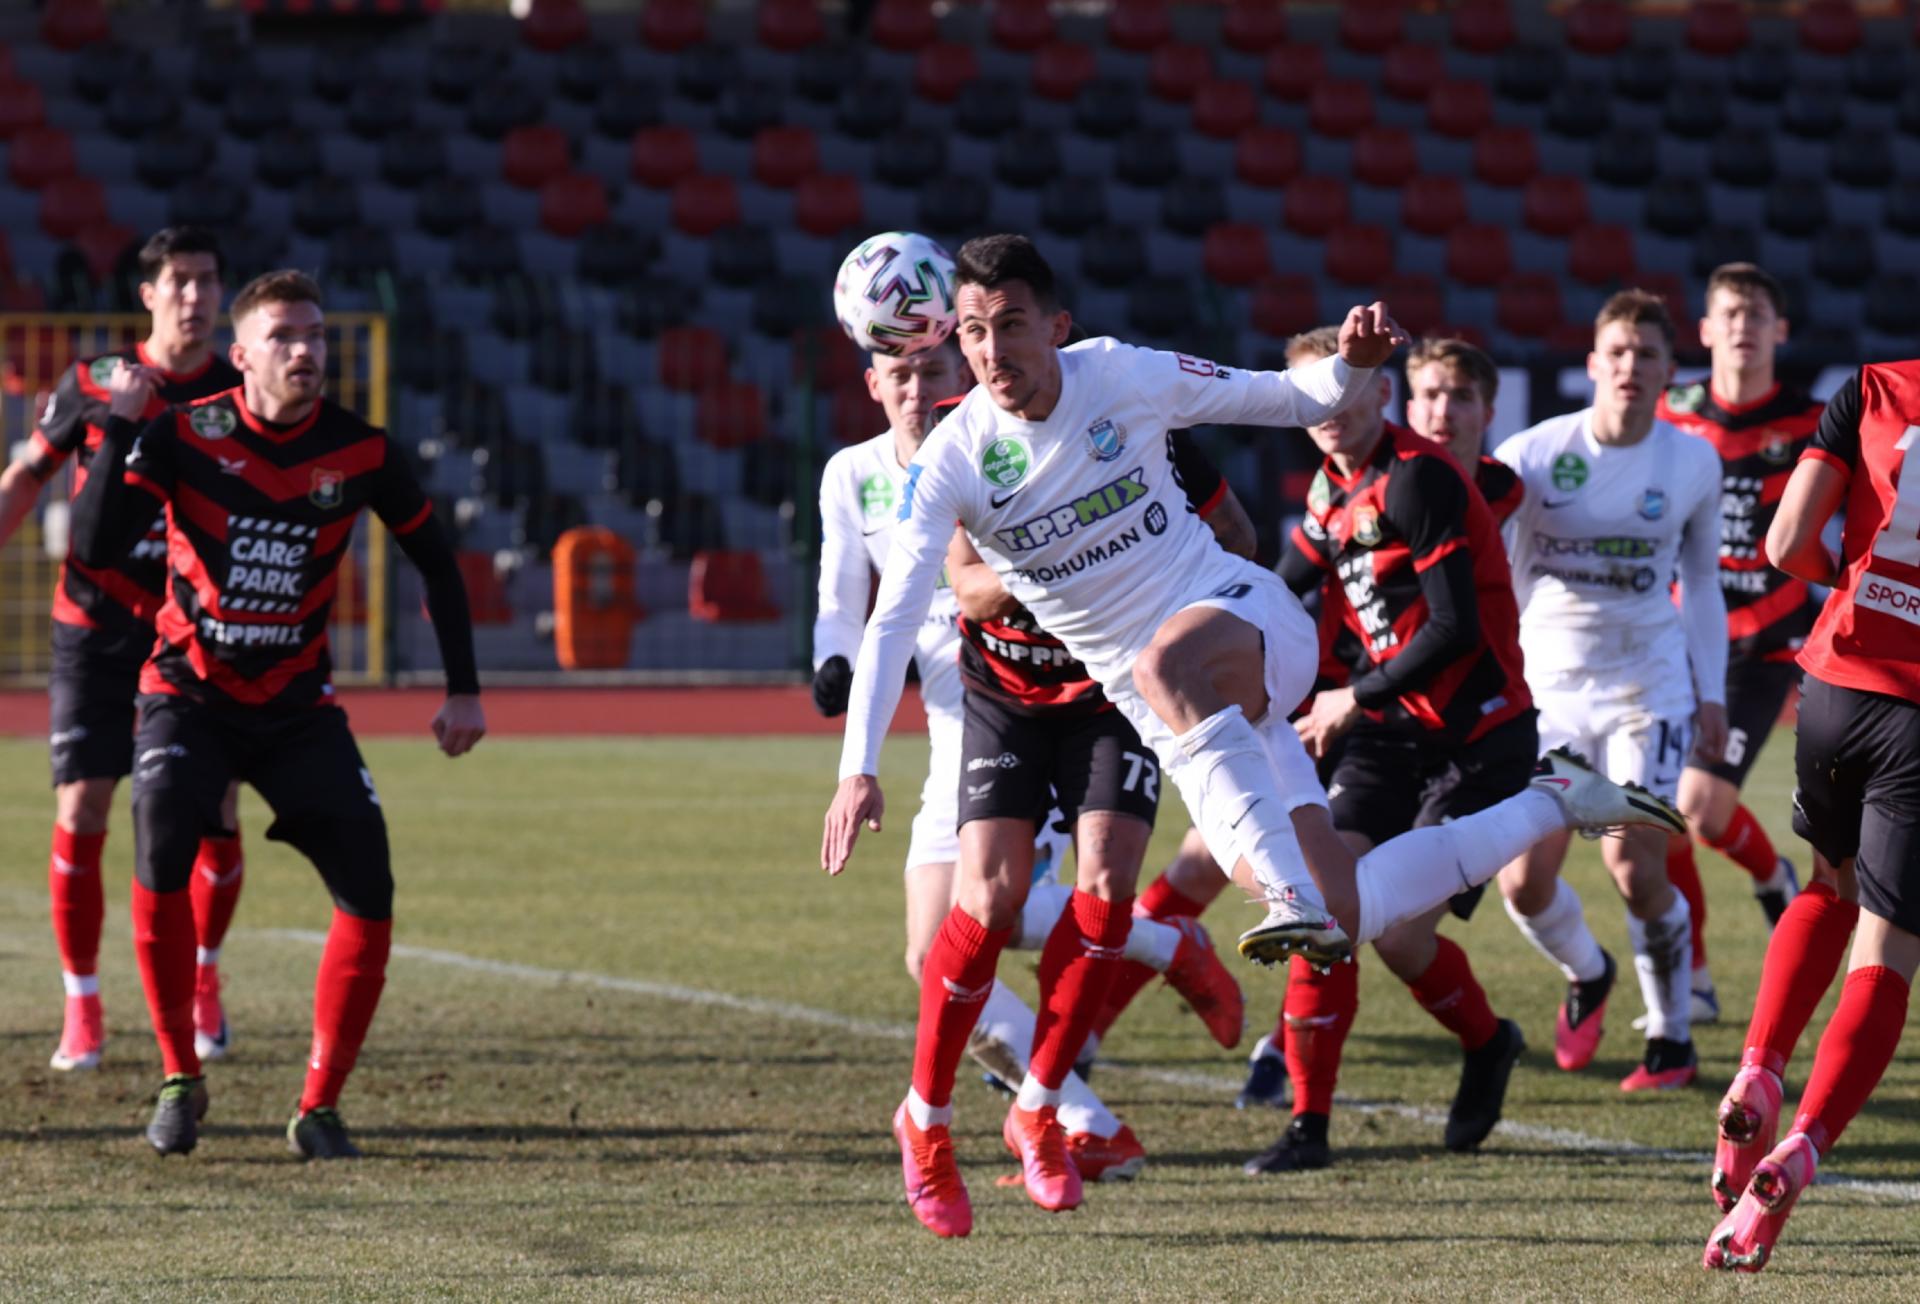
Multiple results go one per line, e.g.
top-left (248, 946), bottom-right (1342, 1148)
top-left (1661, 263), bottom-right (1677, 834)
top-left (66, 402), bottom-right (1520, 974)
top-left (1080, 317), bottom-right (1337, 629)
top-left (70, 366), bottom-right (169, 568)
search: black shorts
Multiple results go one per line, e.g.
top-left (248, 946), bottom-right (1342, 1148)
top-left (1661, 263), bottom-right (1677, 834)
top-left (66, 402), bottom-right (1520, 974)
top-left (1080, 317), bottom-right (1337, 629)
top-left (1689, 654), bottom-right (1799, 788)
top-left (958, 692), bottom-right (1159, 832)
top-left (131, 695), bottom-right (393, 918)
top-left (47, 620), bottom-right (148, 786)
top-left (1791, 674), bottom-right (1920, 936)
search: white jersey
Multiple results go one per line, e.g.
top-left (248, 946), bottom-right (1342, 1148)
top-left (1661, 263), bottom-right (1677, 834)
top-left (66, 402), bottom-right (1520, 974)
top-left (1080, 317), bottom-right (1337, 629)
top-left (839, 337), bottom-right (1374, 779)
top-left (1497, 408), bottom-right (1726, 705)
top-left (814, 430), bottom-right (963, 716)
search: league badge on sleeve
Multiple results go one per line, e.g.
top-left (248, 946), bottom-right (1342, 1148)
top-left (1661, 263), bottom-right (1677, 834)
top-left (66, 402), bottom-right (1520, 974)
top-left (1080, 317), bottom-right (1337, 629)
top-left (1084, 417), bottom-right (1126, 463)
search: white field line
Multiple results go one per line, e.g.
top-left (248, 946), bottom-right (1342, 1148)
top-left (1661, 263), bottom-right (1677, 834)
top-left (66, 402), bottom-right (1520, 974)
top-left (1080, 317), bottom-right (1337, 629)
top-left (260, 929), bottom-right (1920, 1204)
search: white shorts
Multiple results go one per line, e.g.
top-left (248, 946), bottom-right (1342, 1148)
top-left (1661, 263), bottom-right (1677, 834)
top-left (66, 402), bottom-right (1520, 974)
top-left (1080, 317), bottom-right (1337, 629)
top-left (1526, 626), bottom-right (1694, 802)
top-left (906, 699), bottom-right (964, 872)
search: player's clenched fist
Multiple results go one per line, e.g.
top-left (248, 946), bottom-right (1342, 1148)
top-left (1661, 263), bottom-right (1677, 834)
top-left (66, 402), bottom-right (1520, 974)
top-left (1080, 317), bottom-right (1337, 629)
top-left (106, 361), bottom-right (162, 420)
top-left (821, 773), bottom-right (884, 875)
top-left (432, 693), bottom-right (487, 757)
top-left (1338, 302), bottom-right (1408, 370)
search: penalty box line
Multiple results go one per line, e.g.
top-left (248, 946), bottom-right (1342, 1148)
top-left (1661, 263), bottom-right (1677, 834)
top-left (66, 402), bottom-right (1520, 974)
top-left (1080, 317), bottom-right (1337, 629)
top-left (260, 929), bottom-right (1920, 1205)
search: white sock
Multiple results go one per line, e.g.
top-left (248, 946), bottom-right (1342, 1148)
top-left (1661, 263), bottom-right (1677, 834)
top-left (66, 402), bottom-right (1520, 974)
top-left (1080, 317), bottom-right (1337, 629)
top-left (1628, 893), bottom-right (1693, 1043)
top-left (62, 972), bottom-right (98, 998)
top-left (1172, 705), bottom-right (1326, 908)
top-left (1014, 881), bottom-right (1073, 951)
top-left (1122, 916), bottom-right (1181, 970)
top-left (1351, 791), bottom-right (1565, 946)
top-left (905, 1085), bottom-right (950, 1130)
top-left (1055, 1067), bottom-right (1120, 1137)
top-left (1504, 877), bottom-right (1608, 983)
top-left (196, 946), bottom-right (220, 967)
top-left (968, 980), bottom-right (1037, 1084)
top-left (1014, 1072), bottom-right (1064, 1112)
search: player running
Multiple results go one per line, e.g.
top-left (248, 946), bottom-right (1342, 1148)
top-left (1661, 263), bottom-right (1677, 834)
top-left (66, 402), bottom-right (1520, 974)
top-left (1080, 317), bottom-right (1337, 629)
top-left (1705, 361), bottom-right (1920, 1271)
top-left (1495, 291), bottom-right (1728, 1092)
top-left (0, 228), bottom-right (249, 1072)
top-left (821, 235), bottom-right (1687, 1236)
top-left (70, 270), bottom-right (485, 1160)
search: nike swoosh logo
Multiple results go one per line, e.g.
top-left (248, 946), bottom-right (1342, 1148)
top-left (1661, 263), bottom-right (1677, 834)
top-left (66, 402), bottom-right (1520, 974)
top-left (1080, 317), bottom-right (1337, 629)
top-left (1542, 498), bottom-right (1575, 509)
top-left (862, 525), bottom-right (888, 536)
top-left (1229, 798), bottom-right (1263, 830)
top-left (990, 491), bottom-right (1022, 509)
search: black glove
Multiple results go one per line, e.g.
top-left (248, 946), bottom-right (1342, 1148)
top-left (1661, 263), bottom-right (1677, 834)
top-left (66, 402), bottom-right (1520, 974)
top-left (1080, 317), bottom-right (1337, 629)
top-left (812, 655), bottom-right (853, 717)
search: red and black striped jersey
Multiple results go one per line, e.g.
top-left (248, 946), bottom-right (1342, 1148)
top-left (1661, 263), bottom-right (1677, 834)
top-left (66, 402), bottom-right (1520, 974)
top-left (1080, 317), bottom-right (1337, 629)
top-left (1658, 380), bottom-right (1825, 663)
top-left (28, 346), bottom-right (241, 639)
top-left (1287, 424), bottom-right (1530, 743)
top-left (1475, 455), bottom-right (1524, 526)
top-left (117, 390), bottom-right (437, 710)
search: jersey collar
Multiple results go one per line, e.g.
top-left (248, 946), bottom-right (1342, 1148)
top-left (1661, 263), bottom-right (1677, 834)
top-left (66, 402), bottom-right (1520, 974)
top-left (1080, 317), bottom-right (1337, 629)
top-left (136, 341), bottom-right (216, 386)
top-left (233, 391), bottom-right (323, 442)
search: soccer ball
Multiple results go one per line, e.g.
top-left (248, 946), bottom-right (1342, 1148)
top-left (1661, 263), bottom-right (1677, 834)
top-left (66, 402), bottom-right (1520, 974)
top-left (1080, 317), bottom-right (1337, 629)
top-left (832, 231), bottom-right (958, 358)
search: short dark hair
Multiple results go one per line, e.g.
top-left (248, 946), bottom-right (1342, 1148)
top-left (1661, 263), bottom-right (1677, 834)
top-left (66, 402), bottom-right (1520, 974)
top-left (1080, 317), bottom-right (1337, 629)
top-left (1407, 337), bottom-right (1499, 404)
top-left (1595, 289), bottom-right (1674, 350)
top-left (1705, 262), bottom-right (1788, 317)
top-left (230, 269), bottom-right (322, 325)
top-left (137, 227), bottom-right (224, 284)
top-left (953, 234), bottom-right (1059, 311)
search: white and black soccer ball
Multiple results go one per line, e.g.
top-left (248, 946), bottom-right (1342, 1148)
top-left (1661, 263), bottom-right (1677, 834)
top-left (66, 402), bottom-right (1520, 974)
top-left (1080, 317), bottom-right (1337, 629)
top-left (831, 231), bottom-right (957, 358)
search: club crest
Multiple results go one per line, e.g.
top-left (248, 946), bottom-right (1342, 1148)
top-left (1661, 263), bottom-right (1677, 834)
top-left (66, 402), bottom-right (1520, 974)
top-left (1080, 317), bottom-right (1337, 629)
top-left (189, 406), bottom-right (237, 441)
top-left (310, 468), bottom-right (345, 509)
top-left (1084, 417), bottom-right (1126, 463)
top-left (1638, 487), bottom-right (1667, 520)
top-left (1350, 504), bottom-right (1382, 547)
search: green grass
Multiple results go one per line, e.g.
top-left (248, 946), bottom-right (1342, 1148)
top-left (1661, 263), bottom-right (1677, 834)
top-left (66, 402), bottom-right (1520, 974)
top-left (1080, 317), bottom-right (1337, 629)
top-left (0, 733), bottom-right (1916, 1301)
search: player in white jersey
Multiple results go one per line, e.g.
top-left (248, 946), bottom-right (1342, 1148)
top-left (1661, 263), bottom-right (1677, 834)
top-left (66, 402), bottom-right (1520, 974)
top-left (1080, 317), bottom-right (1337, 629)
top-left (1494, 290), bottom-right (1730, 1093)
top-left (820, 235), bottom-right (1688, 1238)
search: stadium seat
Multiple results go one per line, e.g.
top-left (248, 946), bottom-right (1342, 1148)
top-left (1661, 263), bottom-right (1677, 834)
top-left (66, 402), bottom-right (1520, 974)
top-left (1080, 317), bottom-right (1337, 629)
top-left (1040, 174), bottom-right (1107, 235)
top-left (1546, 79), bottom-right (1611, 139)
top-left (749, 275), bottom-right (816, 339)
top-left (1832, 131), bottom-right (1893, 190)
top-left (944, 77), bottom-right (1017, 138)
top-left (596, 82), bottom-right (662, 138)
top-left (1664, 82), bottom-right (1727, 138)
top-left (915, 42), bottom-right (979, 104)
top-left (1340, 1), bottom-right (1404, 55)
top-left (1812, 225), bottom-right (1875, 288)
top-left (675, 42), bottom-right (742, 105)
top-left (1108, 0), bottom-right (1171, 52)
top-left (1222, 0), bottom-right (1286, 53)
top-left (1428, 81), bottom-right (1492, 138)
top-left (670, 175), bottom-right (741, 236)
top-left (1128, 276), bottom-right (1196, 339)
top-left (1115, 127), bottom-right (1181, 188)
top-left (222, 77), bottom-right (292, 139)
top-left (1162, 178), bottom-right (1226, 237)
top-left (1401, 175), bottom-right (1468, 236)
top-left (427, 41), bottom-right (506, 104)
top-left (1614, 42), bottom-right (1674, 102)
top-left (42, 0), bottom-right (110, 52)
top-left (1729, 43), bottom-right (1789, 103)
top-left (751, 125), bottom-right (819, 189)
top-left (1150, 44), bottom-right (1212, 104)
top-left (1568, 224), bottom-right (1634, 286)
top-left (1353, 127), bottom-right (1417, 188)
top-left (1074, 77), bottom-right (1139, 139)
top-left (1496, 273), bottom-right (1564, 339)
top-left (1474, 126), bottom-right (1539, 187)
top-left (689, 550), bottom-right (780, 622)
top-left (641, 0), bottom-right (706, 52)
top-left (107, 76), bottom-right (180, 140)
top-left (1081, 223), bottom-right (1146, 287)
top-left (831, 383), bottom-right (883, 444)
top-left (715, 80), bottom-right (785, 139)
top-left (1494, 44), bottom-right (1561, 104)
top-left (1850, 45), bottom-right (1904, 103)
top-left (419, 176), bottom-right (485, 237)
top-left (471, 77), bottom-right (547, 141)
top-left (1644, 177), bottom-right (1708, 237)
top-left (456, 552), bottom-right (514, 625)
top-left (138, 129), bottom-right (213, 191)
top-left (658, 325), bottom-right (729, 392)
top-left (8, 125), bottom-right (73, 190)
top-left (523, 0), bottom-right (589, 53)
top-left (875, 126), bottom-right (948, 189)
top-left (1382, 44), bottom-right (1444, 104)
top-left (0, 79), bottom-right (45, 138)
top-left (1709, 128), bottom-right (1775, 188)
top-left (1193, 79), bottom-right (1258, 139)
top-left (1250, 274), bottom-right (1319, 339)
top-left (1782, 82), bottom-right (1844, 139)
top-left (1765, 177), bottom-right (1828, 237)
top-left (1309, 80), bottom-right (1374, 138)
top-left (1381, 273), bottom-right (1445, 337)
top-left (67, 220), bottom-right (134, 285)
top-left (836, 77), bottom-right (908, 140)
top-left (995, 125), bottom-right (1062, 189)
top-left (1590, 127), bottom-right (1657, 188)
top-left (347, 78), bottom-right (413, 140)
top-left (759, 0), bottom-right (825, 52)
top-left (291, 176), bottom-right (361, 239)
top-left (1284, 176), bottom-right (1349, 237)
top-left (794, 173), bottom-right (863, 236)
top-left (1690, 223), bottom-right (1758, 277)
top-left (1884, 178), bottom-right (1920, 236)
top-left (169, 173), bottom-right (247, 229)
top-left (1798, 1), bottom-right (1861, 56)
top-left (992, 0), bottom-right (1055, 52)
top-left (1865, 275), bottom-right (1920, 336)
top-left (74, 41), bottom-right (149, 103)
top-left (1032, 42), bottom-right (1097, 102)
top-left (1452, 0), bottom-right (1516, 54)
top-left (1523, 175), bottom-right (1588, 235)
top-left (1564, 0), bottom-right (1631, 56)
top-left (618, 275), bottom-right (697, 337)
top-left (795, 44), bottom-right (864, 105)
top-left (1264, 45), bottom-right (1326, 104)
top-left (1686, 0), bottom-right (1748, 55)
top-left (695, 383), bottom-right (768, 449)
top-left (707, 225), bottom-right (777, 288)
top-left (632, 126), bottom-right (700, 189)
top-left (917, 174), bottom-right (989, 238)
top-left (1202, 222), bottom-right (1271, 287)
top-left (1326, 225), bottom-right (1394, 287)
top-left (253, 126), bottom-right (319, 190)
top-left (873, 0), bottom-right (939, 52)
top-left (573, 383), bottom-right (641, 450)
top-left (540, 173), bottom-right (610, 238)
top-left (616, 431), bottom-right (680, 500)
top-left (503, 125), bottom-right (572, 190)
top-left (1236, 126), bottom-right (1302, 188)
top-left (325, 224), bottom-right (397, 288)
top-left (1446, 224), bottom-right (1512, 286)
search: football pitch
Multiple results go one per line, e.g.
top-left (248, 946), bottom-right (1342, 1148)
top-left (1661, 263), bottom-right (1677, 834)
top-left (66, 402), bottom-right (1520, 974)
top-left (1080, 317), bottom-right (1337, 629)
top-left (0, 732), bottom-right (1915, 1300)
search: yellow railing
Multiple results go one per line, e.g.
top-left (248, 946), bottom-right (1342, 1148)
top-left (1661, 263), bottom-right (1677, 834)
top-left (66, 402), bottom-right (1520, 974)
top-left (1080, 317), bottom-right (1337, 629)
top-left (0, 313), bottom-right (390, 685)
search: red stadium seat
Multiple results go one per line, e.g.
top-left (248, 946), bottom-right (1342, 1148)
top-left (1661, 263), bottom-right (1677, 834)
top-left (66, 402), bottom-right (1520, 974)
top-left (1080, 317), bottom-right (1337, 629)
top-left (1523, 174), bottom-right (1589, 235)
top-left (1474, 125), bottom-right (1539, 187)
top-left (759, 0), bottom-right (826, 51)
top-left (689, 550), bottom-right (780, 622)
top-left (70, 220), bottom-right (133, 283)
top-left (1031, 42), bottom-right (1096, 102)
top-left (1452, 0), bottom-right (1514, 53)
top-left (1381, 273), bottom-right (1445, 337)
top-left (1564, 0), bottom-right (1631, 56)
top-left (1799, 1), bottom-right (1860, 56)
top-left (915, 42), bottom-right (979, 103)
top-left (791, 325), bottom-right (862, 388)
top-left (1428, 81), bottom-right (1492, 138)
top-left (457, 552), bottom-right (514, 625)
top-left (1568, 223), bottom-right (1635, 285)
top-left (1545, 321), bottom-right (1595, 354)
top-left (752, 125), bottom-right (819, 188)
top-left (658, 325), bottom-right (729, 392)
top-left (669, 174), bottom-right (740, 236)
top-left (1150, 44), bottom-right (1211, 103)
top-left (540, 172), bottom-right (609, 237)
top-left (1222, 0), bottom-right (1286, 53)
top-left (1326, 225), bottom-right (1394, 286)
top-left (1401, 174), bottom-right (1468, 236)
top-left (1108, 0), bottom-right (1171, 52)
top-left (1283, 176), bottom-right (1349, 237)
top-left (1250, 274), bottom-right (1319, 340)
top-left (640, 0), bottom-right (705, 52)
top-left (1309, 80), bottom-right (1374, 138)
top-left (1446, 224), bottom-right (1512, 286)
top-left (502, 124), bottom-right (571, 190)
top-left (872, 0), bottom-right (938, 53)
top-left (1340, 0), bottom-right (1405, 55)
top-left (1264, 44), bottom-right (1325, 103)
top-left (1382, 43), bottom-right (1444, 103)
top-left (0, 79), bottom-right (44, 139)
top-left (39, 175), bottom-right (105, 240)
top-left (1353, 126), bottom-right (1416, 188)
top-left (1193, 80), bottom-right (1258, 139)
top-left (1236, 126), bottom-right (1302, 188)
top-left (1685, 0), bottom-right (1748, 56)
top-left (41, 0), bottom-right (109, 52)
top-left (695, 382), bottom-right (768, 449)
top-left (522, 0), bottom-right (589, 53)
top-left (794, 173), bottom-right (862, 236)
top-left (1202, 222), bottom-right (1272, 287)
top-left (631, 126), bottom-right (699, 189)
top-left (991, 0), bottom-right (1055, 52)
top-left (1496, 273), bottom-right (1564, 339)
top-left (8, 125), bottom-right (74, 190)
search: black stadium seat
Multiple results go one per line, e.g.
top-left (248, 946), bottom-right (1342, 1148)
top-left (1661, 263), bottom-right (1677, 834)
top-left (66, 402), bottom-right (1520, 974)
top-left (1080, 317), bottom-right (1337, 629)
top-left (1865, 274), bottom-right (1920, 336)
top-left (1730, 44), bottom-right (1792, 103)
top-left (290, 175), bottom-right (362, 238)
top-left (1115, 127), bottom-right (1181, 189)
top-left (916, 173), bottom-right (989, 238)
top-left (469, 76), bottom-right (545, 140)
top-left (1811, 225), bottom-right (1875, 288)
top-left (707, 225), bottom-right (778, 288)
top-left (1591, 128), bottom-right (1657, 188)
top-left (1830, 131), bottom-right (1892, 190)
top-left (382, 129), bottom-right (449, 188)
top-left (1782, 81), bottom-right (1845, 139)
top-left (1884, 178), bottom-right (1920, 235)
top-left (136, 129), bottom-right (212, 191)
top-left (1040, 174), bottom-right (1107, 235)
top-left (557, 43), bottom-right (618, 103)
top-left (577, 224), bottom-right (661, 286)
top-left (836, 78), bottom-right (907, 141)
top-left (348, 78), bottom-right (414, 140)
top-left (1764, 176), bottom-right (1828, 238)
top-left (1162, 177), bottom-right (1226, 237)
top-left (426, 41), bottom-right (507, 105)
top-left (1546, 79), bottom-right (1611, 140)
top-left (716, 80), bottom-right (786, 139)
top-left (1644, 177), bottom-right (1707, 237)
top-left (595, 81), bottom-right (662, 138)
top-left (955, 78), bottom-right (1022, 139)
top-left (1692, 223), bottom-right (1759, 276)
top-left (995, 126), bottom-right (1061, 190)
top-left (1494, 43), bottom-right (1561, 104)
top-left (1663, 81), bottom-right (1727, 139)
top-left (1709, 128), bottom-right (1775, 188)
top-left (1080, 223), bottom-right (1145, 288)
top-left (874, 127), bottom-right (948, 189)
top-left (1611, 43), bottom-right (1671, 103)
top-left (169, 174), bottom-right (249, 227)
top-left (1128, 276), bottom-right (1196, 340)
top-left (673, 43), bottom-right (740, 105)
top-left (1074, 78), bottom-right (1140, 140)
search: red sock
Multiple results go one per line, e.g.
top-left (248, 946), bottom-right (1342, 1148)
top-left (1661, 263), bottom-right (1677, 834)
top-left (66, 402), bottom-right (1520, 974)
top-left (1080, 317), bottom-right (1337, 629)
top-left (1136, 873), bottom-right (1207, 921)
top-left (1404, 935), bottom-right (1498, 1052)
top-left (1666, 835), bottom-right (1708, 971)
top-left (1283, 953), bottom-right (1358, 1116)
top-left (49, 826), bottom-right (106, 979)
top-left (1707, 804), bottom-right (1780, 883)
top-left (1029, 890), bottom-right (1132, 1089)
top-left (1743, 882), bottom-right (1860, 1076)
top-left (130, 882), bottom-right (199, 1077)
top-left (912, 907), bottom-right (1010, 1109)
top-left (1087, 886), bottom-right (1197, 1039)
top-left (1791, 965), bottom-right (1910, 1156)
top-left (189, 833), bottom-right (245, 957)
top-left (300, 910), bottom-right (393, 1113)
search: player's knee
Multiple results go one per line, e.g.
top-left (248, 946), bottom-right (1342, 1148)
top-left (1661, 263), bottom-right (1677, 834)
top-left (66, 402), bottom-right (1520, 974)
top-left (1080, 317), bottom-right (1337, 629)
top-left (1129, 638), bottom-right (1181, 712)
top-left (954, 874), bottom-right (1024, 932)
top-left (1501, 865), bottom-right (1555, 916)
top-left (56, 779), bottom-right (116, 834)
